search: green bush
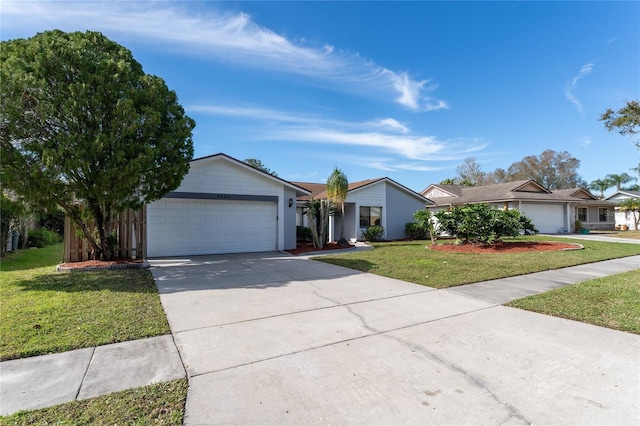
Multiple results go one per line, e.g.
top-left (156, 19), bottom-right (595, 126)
top-left (39, 209), bottom-right (65, 235)
top-left (405, 222), bottom-right (427, 239)
top-left (405, 209), bottom-right (435, 239)
top-left (362, 225), bottom-right (384, 242)
top-left (435, 204), bottom-right (538, 245)
top-left (296, 226), bottom-right (312, 242)
top-left (27, 227), bottom-right (63, 248)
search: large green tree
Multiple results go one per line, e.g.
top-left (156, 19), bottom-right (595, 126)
top-left (601, 100), bottom-right (640, 177)
top-left (0, 30), bottom-right (195, 259)
top-left (326, 167), bottom-right (349, 246)
top-left (506, 150), bottom-right (585, 190)
top-left (448, 151), bottom-right (585, 189)
top-left (600, 100), bottom-right (640, 148)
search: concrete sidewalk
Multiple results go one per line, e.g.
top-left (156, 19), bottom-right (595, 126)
top-left (1, 253), bottom-right (638, 419)
top-left (0, 335), bottom-right (185, 416)
top-left (446, 254), bottom-right (640, 304)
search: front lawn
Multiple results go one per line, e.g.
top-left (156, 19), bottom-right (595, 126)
top-left (0, 379), bottom-right (188, 425)
top-left (314, 235), bottom-right (640, 289)
top-left (506, 269), bottom-right (640, 334)
top-left (0, 244), bottom-right (170, 360)
top-left (605, 230), bottom-right (640, 240)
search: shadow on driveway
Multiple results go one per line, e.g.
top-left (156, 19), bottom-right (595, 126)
top-left (149, 251), bottom-right (365, 293)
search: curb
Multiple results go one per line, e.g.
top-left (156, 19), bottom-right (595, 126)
top-left (56, 262), bottom-right (150, 273)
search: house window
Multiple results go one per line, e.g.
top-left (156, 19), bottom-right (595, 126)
top-left (598, 208), bottom-right (608, 222)
top-left (360, 206), bottom-right (381, 227)
top-left (577, 208), bottom-right (587, 222)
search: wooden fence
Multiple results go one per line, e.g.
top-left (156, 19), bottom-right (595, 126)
top-left (63, 206), bottom-right (146, 262)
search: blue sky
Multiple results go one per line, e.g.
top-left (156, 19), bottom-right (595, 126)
top-left (2, 1), bottom-right (639, 193)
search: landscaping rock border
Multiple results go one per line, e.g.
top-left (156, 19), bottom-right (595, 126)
top-left (56, 262), bottom-right (150, 273)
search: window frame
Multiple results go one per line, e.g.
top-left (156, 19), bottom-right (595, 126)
top-left (577, 207), bottom-right (587, 222)
top-left (359, 206), bottom-right (382, 227)
top-left (598, 207), bottom-right (608, 222)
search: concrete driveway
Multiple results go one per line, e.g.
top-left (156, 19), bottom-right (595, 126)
top-left (150, 252), bottom-right (639, 425)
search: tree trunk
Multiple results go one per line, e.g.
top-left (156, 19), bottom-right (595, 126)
top-left (59, 202), bottom-right (103, 259)
top-left (337, 202), bottom-right (349, 247)
top-left (309, 199), bottom-right (330, 249)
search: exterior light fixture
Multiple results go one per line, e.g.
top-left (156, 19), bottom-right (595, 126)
top-left (288, 198), bottom-right (294, 208)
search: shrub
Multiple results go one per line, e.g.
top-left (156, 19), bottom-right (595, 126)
top-left (405, 222), bottom-right (427, 239)
top-left (406, 209), bottom-right (438, 243)
top-left (362, 225), bottom-right (384, 242)
top-left (27, 227), bottom-right (63, 248)
top-left (38, 209), bottom-right (65, 235)
top-left (434, 204), bottom-right (537, 245)
top-left (296, 226), bottom-right (312, 242)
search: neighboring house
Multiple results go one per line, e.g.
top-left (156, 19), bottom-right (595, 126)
top-left (604, 190), bottom-right (640, 230)
top-left (422, 180), bottom-right (617, 233)
top-left (146, 153), bottom-right (310, 257)
top-left (293, 178), bottom-right (432, 241)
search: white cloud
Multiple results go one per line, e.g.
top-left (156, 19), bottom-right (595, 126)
top-left (2, 1), bottom-right (446, 111)
top-left (371, 118), bottom-right (410, 134)
top-left (565, 62), bottom-right (593, 113)
top-left (274, 128), bottom-right (446, 160)
top-left (188, 104), bottom-right (308, 123)
top-left (190, 102), bottom-right (485, 163)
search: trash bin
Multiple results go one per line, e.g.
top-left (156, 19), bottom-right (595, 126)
top-left (11, 230), bottom-right (20, 251)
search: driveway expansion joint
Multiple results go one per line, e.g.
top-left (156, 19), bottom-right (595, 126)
top-left (185, 304), bottom-right (498, 379)
top-left (172, 287), bottom-right (438, 335)
top-left (75, 346), bottom-right (96, 400)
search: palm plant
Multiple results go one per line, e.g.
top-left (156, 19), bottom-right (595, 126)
top-left (326, 167), bottom-right (350, 246)
top-left (588, 178), bottom-right (613, 198)
top-left (619, 198), bottom-right (640, 230)
top-left (606, 173), bottom-right (637, 191)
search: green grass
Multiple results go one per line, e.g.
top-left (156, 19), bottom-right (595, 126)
top-left (314, 235), bottom-right (640, 289)
top-left (0, 379), bottom-right (188, 425)
top-left (606, 229), bottom-right (640, 240)
top-left (506, 269), bottom-right (640, 334)
top-left (0, 244), bottom-right (170, 361)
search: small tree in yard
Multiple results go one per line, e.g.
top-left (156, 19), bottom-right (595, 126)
top-left (307, 198), bottom-right (331, 249)
top-left (434, 204), bottom-right (538, 245)
top-left (405, 209), bottom-right (438, 245)
top-left (326, 167), bottom-right (349, 246)
top-left (618, 198), bottom-right (640, 230)
top-left (0, 30), bottom-right (195, 260)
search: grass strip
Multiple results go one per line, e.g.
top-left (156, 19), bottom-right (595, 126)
top-left (0, 244), bottom-right (170, 360)
top-left (0, 379), bottom-right (188, 425)
top-left (506, 269), bottom-right (640, 334)
top-left (314, 235), bottom-right (639, 289)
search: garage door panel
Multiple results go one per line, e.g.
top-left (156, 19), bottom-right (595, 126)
top-left (520, 204), bottom-right (565, 234)
top-left (147, 199), bottom-right (276, 257)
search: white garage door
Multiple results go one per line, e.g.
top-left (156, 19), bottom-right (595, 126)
top-left (519, 203), bottom-right (565, 234)
top-left (147, 198), bottom-right (277, 257)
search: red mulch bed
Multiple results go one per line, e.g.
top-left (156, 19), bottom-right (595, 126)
top-left (58, 258), bottom-right (145, 269)
top-left (429, 241), bottom-right (582, 253)
top-left (285, 242), bottom-right (355, 255)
